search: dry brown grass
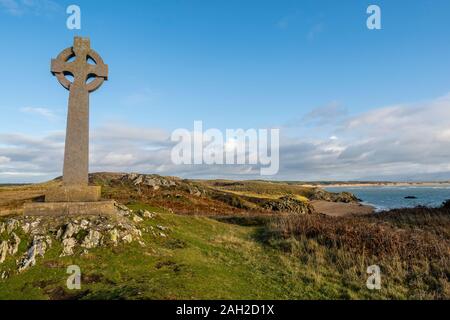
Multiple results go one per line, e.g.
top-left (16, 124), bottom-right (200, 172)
top-left (264, 204), bottom-right (450, 299)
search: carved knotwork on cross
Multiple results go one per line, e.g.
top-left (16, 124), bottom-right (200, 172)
top-left (51, 37), bottom-right (108, 187)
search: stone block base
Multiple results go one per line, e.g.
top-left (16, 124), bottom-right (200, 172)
top-left (24, 200), bottom-right (117, 217)
top-left (45, 186), bottom-right (101, 202)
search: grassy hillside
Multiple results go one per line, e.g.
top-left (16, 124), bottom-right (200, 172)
top-left (1, 201), bottom-right (449, 299)
top-left (0, 173), bottom-right (448, 300)
top-left (0, 203), bottom-right (366, 300)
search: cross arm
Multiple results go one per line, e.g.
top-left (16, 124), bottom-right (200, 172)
top-left (88, 63), bottom-right (109, 79)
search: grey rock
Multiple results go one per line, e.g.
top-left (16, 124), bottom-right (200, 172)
top-left (61, 223), bottom-right (80, 240)
top-left (6, 219), bottom-right (19, 234)
top-left (157, 225), bottom-right (168, 231)
top-left (81, 230), bottom-right (102, 249)
top-left (22, 223), bottom-right (31, 234)
top-left (8, 232), bottom-right (21, 256)
top-left (262, 196), bottom-right (315, 215)
top-left (109, 229), bottom-right (120, 246)
top-left (61, 238), bottom-right (77, 257)
top-left (115, 203), bottom-right (131, 216)
top-left (122, 234), bottom-right (133, 243)
top-left (80, 220), bottom-right (90, 229)
top-left (142, 210), bottom-right (156, 219)
top-left (18, 236), bottom-right (48, 272)
top-left (0, 241), bottom-right (8, 264)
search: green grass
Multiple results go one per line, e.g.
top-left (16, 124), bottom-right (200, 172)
top-left (2, 202), bottom-right (443, 300)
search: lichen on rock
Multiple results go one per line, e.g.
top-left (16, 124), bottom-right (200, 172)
top-left (0, 202), bottom-right (155, 273)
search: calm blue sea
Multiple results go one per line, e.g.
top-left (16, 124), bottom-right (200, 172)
top-left (325, 186), bottom-right (450, 211)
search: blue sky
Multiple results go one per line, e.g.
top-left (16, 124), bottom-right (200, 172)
top-left (1, 0), bottom-right (450, 182)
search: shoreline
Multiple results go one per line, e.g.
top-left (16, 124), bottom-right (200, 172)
top-left (302, 182), bottom-right (450, 188)
top-left (311, 200), bottom-right (375, 217)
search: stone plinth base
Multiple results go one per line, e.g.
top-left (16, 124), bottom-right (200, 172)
top-left (45, 186), bottom-right (101, 202)
top-left (24, 200), bottom-right (117, 217)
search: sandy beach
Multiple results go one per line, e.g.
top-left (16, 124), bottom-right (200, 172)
top-left (311, 200), bottom-right (374, 217)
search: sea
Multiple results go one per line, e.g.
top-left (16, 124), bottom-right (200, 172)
top-left (325, 185), bottom-right (450, 212)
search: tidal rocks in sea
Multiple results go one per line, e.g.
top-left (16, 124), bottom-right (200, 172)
top-left (404, 196), bottom-right (418, 199)
top-left (442, 200), bottom-right (450, 209)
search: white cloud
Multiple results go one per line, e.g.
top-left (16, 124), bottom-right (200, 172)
top-left (277, 93), bottom-right (450, 180)
top-left (2, 93), bottom-right (450, 182)
top-left (0, 0), bottom-right (60, 16)
top-left (307, 23), bottom-right (324, 40)
top-left (0, 156), bottom-right (10, 165)
top-left (121, 89), bottom-right (159, 107)
top-left (299, 101), bottom-right (347, 126)
top-left (20, 107), bottom-right (57, 120)
top-left (0, 0), bottom-right (20, 15)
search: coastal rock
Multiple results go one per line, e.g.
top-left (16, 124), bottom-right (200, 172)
top-left (80, 219), bottom-right (90, 229)
top-left (6, 219), bottom-right (19, 234)
top-left (122, 234), bottom-right (133, 243)
top-left (0, 241), bottom-right (8, 264)
top-left (59, 222), bottom-right (80, 240)
top-left (61, 238), bottom-right (77, 257)
top-left (262, 196), bottom-right (315, 215)
top-left (0, 233), bottom-right (21, 264)
top-left (22, 223), bottom-right (31, 234)
top-left (309, 189), bottom-right (359, 203)
top-left (18, 236), bottom-right (49, 272)
top-left (115, 203), bottom-right (131, 217)
top-left (81, 230), bottom-right (102, 249)
top-left (122, 173), bottom-right (178, 190)
top-left (8, 232), bottom-right (21, 256)
top-left (0, 202), bottom-right (149, 272)
top-left (442, 200), bottom-right (450, 209)
top-left (142, 210), bottom-right (156, 219)
top-left (109, 229), bottom-right (120, 246)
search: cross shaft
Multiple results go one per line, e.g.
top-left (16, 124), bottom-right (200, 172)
top-left (51, 37), bottom-right (108, 187)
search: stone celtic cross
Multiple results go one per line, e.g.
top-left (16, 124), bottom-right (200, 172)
top-left (51, 37), bottom-right (108, 187)
top-left (24, 37), bottom-right (116, 215)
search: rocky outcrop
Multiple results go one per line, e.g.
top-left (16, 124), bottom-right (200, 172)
top-left (309, 189), bottom-right (359, 203)
top-left (262, 196), bottom-right (315, 215)
top-left (18, 235), bottom-right (51, 272)
top-left (121, 173), bottom-right (178, 190)
top-left (0, 204), bottom-right (164, 275)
